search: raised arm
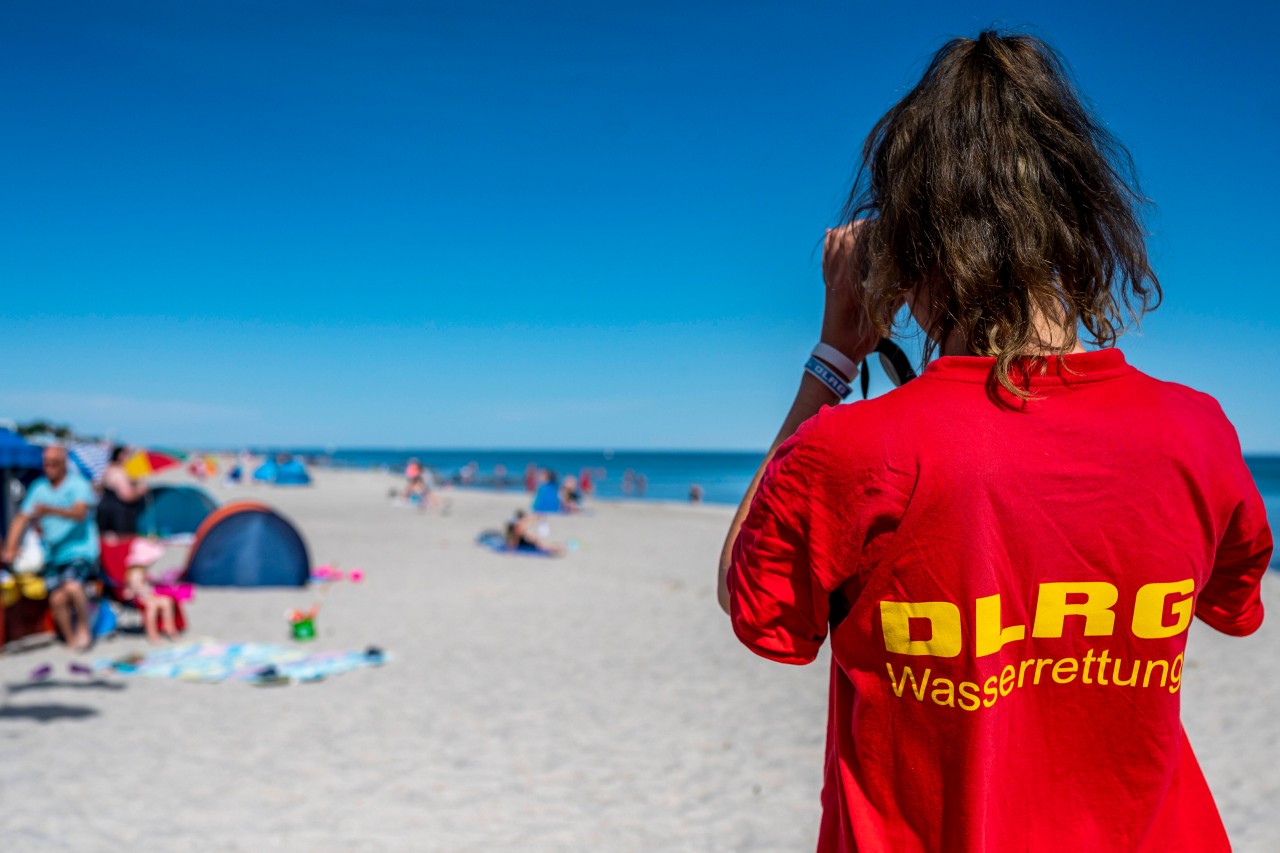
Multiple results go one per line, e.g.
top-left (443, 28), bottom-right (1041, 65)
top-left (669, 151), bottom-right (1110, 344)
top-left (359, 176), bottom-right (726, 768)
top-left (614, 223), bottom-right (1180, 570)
top-left (717, 224), bottom-right (880, 613)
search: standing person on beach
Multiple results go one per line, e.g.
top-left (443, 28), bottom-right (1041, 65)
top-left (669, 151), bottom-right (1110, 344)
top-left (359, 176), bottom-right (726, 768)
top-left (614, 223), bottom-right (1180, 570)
top-left (2, 446), bottom-right (100, 651)
top-left (97, 445), bottom-right (147, 537)
top-left (719, 31), bottom-right (1271, 852)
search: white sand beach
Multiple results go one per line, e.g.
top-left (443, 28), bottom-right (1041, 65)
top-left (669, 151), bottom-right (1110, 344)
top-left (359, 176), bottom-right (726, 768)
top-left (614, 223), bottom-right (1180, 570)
top-left (1, 469), bottom-right (1276, 851)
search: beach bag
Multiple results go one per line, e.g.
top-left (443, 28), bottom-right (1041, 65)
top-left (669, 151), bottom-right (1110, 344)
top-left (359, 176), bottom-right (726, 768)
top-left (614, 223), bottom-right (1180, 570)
top-left (13, 530), bottom-right (47, 575)
top-left (92, 601), bottom-right (118, 638)
top-left (17, 574), bottom-right (47, 600)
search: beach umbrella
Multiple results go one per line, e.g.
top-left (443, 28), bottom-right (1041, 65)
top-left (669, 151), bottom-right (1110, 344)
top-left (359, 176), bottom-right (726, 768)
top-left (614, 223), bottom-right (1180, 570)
top-left (0, 429), bottom-right (42, 470)
top-left (68, 441), bottom-right (111, 484)
top-left (124, 449), bottom-right (183, 479)
top-left (0, 429), bottom-right (43, 535)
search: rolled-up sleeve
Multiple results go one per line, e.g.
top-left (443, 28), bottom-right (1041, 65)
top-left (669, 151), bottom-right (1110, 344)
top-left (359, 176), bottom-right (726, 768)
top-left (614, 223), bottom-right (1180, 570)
top-left (728, 427), bottom-right (830, 665)
top-left (1196, 472), bottom-right (1272, 636)
top-left (1195, 410), bottom-right (1272, 636)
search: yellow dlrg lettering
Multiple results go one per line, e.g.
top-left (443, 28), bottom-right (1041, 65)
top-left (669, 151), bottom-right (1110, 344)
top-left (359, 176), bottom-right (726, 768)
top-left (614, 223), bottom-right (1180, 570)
top-left (1032, 582), bottom-right (1118, 638)
top-left (880, 601), bottom-right (962, 657)
top-left (1132, 579), bottom-right (1195, 639)
top-left (974, 594), bottom-right (1026, 657)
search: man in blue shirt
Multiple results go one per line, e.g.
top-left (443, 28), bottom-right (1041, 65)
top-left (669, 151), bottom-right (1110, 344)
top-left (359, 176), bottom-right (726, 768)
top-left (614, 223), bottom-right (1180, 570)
top-left (2, 445), bottom-right (99, 650)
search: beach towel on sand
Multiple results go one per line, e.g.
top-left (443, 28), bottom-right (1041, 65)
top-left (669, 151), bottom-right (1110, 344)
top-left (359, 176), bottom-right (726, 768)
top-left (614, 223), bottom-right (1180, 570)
top-left (95, 642), bottom-right (387, 684)
top-left (475, 530), bottom-right (554, 557)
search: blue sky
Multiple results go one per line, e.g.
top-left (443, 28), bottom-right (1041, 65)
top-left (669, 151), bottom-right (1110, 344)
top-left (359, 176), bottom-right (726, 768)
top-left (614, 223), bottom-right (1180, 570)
top-left (2, 1), bottom-right (1277, 451)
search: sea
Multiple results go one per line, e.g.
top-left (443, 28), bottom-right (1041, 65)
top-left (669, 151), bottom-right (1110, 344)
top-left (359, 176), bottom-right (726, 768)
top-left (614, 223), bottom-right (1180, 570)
top-left (280, 447), bottom-right (1280, 521)
top-left (297, 449), bottom-right (764, 506)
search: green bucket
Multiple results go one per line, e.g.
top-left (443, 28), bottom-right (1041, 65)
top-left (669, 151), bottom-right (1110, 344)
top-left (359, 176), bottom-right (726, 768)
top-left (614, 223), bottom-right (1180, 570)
top-left (290, 617), bottom-right (316, 641)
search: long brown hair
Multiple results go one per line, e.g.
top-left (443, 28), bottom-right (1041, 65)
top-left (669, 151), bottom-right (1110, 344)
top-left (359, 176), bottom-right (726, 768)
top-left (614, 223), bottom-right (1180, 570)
top-left (844, 30), bottom-right (1160, 396)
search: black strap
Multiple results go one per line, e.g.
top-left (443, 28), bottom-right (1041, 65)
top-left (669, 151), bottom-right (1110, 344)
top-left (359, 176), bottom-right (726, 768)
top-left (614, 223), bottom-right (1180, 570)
top-left (859, 339), bottom-right (917, 399)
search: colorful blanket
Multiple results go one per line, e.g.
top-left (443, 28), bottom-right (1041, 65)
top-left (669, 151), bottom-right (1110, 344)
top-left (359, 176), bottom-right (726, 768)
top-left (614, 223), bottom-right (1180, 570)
top-left (95, 642), bottom-right (387, 685)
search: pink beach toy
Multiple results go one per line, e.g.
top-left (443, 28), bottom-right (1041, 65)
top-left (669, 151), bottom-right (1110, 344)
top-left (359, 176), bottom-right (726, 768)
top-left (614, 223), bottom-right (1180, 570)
top-left (311, 564), bottom-right (344, 581)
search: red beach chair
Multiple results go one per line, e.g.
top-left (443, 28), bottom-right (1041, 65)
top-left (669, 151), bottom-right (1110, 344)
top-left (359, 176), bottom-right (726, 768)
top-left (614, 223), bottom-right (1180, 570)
top-left (1, 594), bottom-right (56, 651)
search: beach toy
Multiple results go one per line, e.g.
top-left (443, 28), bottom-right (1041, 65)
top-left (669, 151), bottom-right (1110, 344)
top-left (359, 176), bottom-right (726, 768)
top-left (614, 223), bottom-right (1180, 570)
top-left (310, 564), bottom-right (348, 582)
top-left (310, 564), bottom-right (366, 583)
top-left (287, 606), bottom-right (319, 641)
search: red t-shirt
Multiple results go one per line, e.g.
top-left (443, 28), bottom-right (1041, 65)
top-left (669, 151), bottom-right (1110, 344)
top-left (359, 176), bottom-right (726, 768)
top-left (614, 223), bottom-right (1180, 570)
top-left (728, 349), bottom-right (1272, 852)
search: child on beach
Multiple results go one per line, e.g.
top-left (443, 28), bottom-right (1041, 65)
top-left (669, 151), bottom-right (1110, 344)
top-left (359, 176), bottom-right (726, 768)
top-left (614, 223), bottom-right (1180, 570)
top-left (120, 538), bottom-right (179, 643)
top-left (719, 31), bottom-right (1271, 852)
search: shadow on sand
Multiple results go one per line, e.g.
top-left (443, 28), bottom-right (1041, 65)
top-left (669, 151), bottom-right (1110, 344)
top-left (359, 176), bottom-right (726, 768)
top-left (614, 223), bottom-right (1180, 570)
top-left (0, 702), bottom-right (100, 723)
top-left (6, 678), bottom-right (126, 694)
top-left (0, 676), bottom-right (126, 722)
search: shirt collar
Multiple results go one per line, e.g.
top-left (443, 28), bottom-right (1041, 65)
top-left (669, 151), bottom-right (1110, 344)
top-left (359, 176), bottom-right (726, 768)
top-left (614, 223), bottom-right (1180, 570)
top-left (921, 348), bottom-right (1134, 385)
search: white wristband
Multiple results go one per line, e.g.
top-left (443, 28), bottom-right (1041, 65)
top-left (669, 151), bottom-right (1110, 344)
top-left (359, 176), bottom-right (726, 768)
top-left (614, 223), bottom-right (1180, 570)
top-left (811, 342), bottom-right (859, 381)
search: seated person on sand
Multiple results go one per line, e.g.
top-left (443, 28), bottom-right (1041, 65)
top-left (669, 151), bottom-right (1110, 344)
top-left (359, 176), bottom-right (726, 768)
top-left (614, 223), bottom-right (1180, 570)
top-left (406, 471), bottom-right (451, 514)
top-left (406, 473), bottom-right (429, 507)
top-left (1, 446), bottom-right (99, 651)
top-left (505, 510), bottom-right (564, 556)
top-left (404, 457), bottom-right (422, 487)
top-left (118, 539), bottom-right (179, 643)
top-left (97, 445), bottom-right (179, 642)
top-left (559, 474), bottom-right (583, 513)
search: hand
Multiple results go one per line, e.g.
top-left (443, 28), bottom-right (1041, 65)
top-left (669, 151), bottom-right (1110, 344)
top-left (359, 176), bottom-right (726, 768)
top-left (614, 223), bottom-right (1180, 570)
top-left (1, 546), bottom-right (15, 566)
top-left (821, 222), bottom-right (881, 367)
top-left (29, 503), bottom-right (49, 519)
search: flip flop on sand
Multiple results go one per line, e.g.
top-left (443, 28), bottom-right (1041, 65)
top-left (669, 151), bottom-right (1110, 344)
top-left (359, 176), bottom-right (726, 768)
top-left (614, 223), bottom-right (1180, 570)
top-left (68, 663), bottom-right (94, 677)
top-left (29, 664), bottom-right (53, 682)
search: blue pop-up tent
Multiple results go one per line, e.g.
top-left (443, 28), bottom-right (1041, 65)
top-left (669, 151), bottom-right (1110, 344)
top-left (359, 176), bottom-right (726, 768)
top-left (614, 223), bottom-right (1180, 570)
top-left (251, 457), bottom-right (311, 486)
top-left (251, 458), bottom-right (278, 483)
top-left (183, 502), bottom-right (310, 587)
top-left (275, 459), bottom-right (311, 486)
top-left (138, 485), bottom-right (217, 539)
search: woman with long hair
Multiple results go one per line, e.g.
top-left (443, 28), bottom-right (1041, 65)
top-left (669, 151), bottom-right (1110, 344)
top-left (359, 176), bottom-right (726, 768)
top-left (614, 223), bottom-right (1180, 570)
top-left (719, 31), bottom-right (1270, 851)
